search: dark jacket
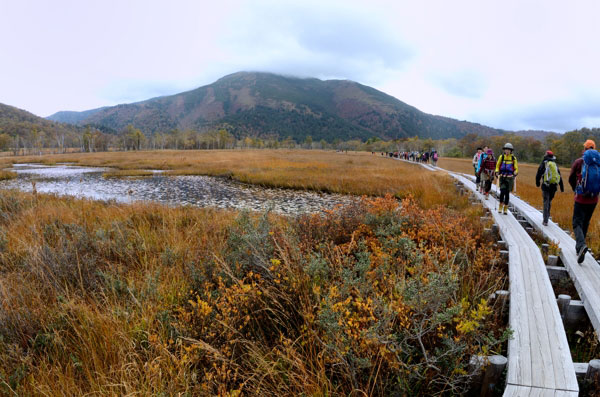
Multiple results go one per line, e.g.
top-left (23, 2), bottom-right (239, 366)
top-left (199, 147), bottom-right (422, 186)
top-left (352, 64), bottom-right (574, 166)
top-left (569, 153), bottom-right (599, 204)
top-left (535, 154), bottom-right (564, 192)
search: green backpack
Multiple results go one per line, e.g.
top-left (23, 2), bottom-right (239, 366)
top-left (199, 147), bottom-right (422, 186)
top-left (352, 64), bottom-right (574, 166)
top-left (543, 160), bottom-right (560, 185)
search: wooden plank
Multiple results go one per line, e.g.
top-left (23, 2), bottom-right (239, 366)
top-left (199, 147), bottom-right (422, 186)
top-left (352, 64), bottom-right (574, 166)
top-left (552, 391), bottom-right (579, 397)
top-left (508, 247), bottom-right (532, 387)
top-left (522, 246), bottom-right (554, 389)
top-left (574, 362), bottom-right (588, 377)
top-left (531, 241), bottom-right (573, 389)
top-left (503, 385), bottom-right (578, 397)
top-left (503, 384), bottom-right (530, 396)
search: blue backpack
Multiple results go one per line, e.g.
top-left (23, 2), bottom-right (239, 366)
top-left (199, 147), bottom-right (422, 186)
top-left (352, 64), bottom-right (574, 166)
top-left (577, 149), bottom-right (600, 196)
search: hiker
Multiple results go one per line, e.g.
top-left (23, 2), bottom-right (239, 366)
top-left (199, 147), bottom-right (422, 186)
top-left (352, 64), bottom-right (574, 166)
top-left (535, 150), bottom-right (564, 226)
top-left (568, 139), bottom-right (600, 263)
top-left (431, 150), bottom-right (439, 166)
top-left (473, 147), bottom-right (483, 185)
top-left (476, 145), bottom-right (490, 193)
top-left (479, 148), bottom-right (496, 199)
top-left (495, 143), bottom-right (518, 214)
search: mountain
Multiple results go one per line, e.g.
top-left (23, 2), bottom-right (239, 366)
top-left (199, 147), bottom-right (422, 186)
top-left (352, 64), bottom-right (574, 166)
top-left (47, 107), bottom-right (107, 124)
top-left (48, 72), bottom-right (508, 142)
top-left (513, 130), bottom-right (556, 140)
top-left (0, 103), bottom-right (81, 141)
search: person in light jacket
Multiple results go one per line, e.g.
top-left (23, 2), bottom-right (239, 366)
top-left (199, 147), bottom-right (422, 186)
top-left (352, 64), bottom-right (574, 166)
top-left (535, 150), bottom-right (564, 226)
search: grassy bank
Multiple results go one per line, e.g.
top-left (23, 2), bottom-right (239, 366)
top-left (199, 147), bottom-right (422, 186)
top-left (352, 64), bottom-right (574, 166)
top-left (0, 180), bottom-right (507, 395)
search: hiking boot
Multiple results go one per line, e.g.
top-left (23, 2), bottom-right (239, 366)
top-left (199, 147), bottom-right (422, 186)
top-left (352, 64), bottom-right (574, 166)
top-left (542, 221), bottom-right (548, 226)
top-left (498, 204), bottom-right (503, 213)
top-left (503, 205), bottom-right (508, 215)
top-left (485, 193), bottom-right (489, 200)
top-left (577, 245), bottom-right (588, 264)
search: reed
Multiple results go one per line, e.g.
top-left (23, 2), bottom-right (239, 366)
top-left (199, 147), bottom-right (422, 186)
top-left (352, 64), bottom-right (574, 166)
top-left (0, 170), bottom-right (17, 180)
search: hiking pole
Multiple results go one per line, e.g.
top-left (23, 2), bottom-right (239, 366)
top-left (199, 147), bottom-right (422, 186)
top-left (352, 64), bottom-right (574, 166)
top-left (494, 182), bottom-right (497, 211)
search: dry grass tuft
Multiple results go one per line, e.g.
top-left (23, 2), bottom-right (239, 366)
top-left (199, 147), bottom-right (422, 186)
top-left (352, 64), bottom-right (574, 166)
top-left (0, 170), bottom-right (17, 180)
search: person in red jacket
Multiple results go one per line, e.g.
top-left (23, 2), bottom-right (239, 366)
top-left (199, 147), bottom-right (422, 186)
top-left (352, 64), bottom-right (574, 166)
top-left (568, 139), bottom-right (598, 263)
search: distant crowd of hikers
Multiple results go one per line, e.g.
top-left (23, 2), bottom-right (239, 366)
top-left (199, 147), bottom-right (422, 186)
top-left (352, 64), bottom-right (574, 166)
top-left (377, 150), bottom-right (439, 166)
top-left (471, 139), bottom-right (600, 264)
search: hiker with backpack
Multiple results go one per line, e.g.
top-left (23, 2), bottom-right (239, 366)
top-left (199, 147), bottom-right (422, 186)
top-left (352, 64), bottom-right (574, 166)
top-left (478, 148), bottom-right (496, 199)
top-left (476, 145), bottom-right (490, 193)
top-left (568, 139), bottom-right (600, 263)
top-left (473, 147), bottom-right (483, 185)
top-left (432, 150), bottom-right (439, 166)
top-left (495, 143), bottom-right (518, 214)
top-left (536, 150), bottom-right (564, 226)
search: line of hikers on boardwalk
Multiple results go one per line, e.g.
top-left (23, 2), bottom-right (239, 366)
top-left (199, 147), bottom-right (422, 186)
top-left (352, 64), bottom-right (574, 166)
top-left (378, 150), bottom-right (439, 166)
top-left (401, 149), bottom-right (439, 165)
top-left (473, 139), bottom-right (600, 263)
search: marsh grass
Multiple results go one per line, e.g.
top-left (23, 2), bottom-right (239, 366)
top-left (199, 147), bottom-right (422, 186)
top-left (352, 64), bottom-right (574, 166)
top-left (0, 170), bottom-right (17, 180)
top-left (102, 169), bottom-right (157, 178)
top-left (10, 150), bottom-right (464, 207)
top-left (0, 182), bottom-right (507, 395)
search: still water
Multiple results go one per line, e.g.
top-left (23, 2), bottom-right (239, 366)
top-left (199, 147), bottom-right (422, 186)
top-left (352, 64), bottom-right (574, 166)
top-left (0, 164), bottom-right (356, 215)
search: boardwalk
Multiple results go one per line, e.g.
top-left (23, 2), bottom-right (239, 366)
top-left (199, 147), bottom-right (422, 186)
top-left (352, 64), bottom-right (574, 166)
top-left (451, 173), bottom-right (579, 396)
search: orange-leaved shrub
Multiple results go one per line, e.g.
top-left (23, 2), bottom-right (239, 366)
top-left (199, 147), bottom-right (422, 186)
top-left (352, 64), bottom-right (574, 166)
top-left (172, 195), bottom-right (508, 396)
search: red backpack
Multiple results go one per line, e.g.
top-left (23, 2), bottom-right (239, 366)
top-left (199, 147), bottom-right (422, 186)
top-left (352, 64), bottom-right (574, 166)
top-left (483, 155), bottom-right (496, 174)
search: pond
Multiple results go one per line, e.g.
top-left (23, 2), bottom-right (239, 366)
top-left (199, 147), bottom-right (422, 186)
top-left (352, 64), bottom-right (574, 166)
top-left (0, 164), bottom-right (357, 215)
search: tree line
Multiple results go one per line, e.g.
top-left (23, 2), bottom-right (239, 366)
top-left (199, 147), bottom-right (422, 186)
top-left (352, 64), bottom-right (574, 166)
top-left (1, 120), bottom-right (599, 166)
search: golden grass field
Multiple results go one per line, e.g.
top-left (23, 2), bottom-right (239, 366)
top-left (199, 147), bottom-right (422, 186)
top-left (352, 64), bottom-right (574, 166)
top-left (4, 150), bottom-right (464, 208)
top-left (0, 150), bottom-right (518, 395)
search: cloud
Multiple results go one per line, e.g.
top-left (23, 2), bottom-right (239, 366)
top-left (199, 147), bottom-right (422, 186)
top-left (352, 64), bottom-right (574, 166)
top-left (433, 70), bottom-right (487, 99)
top-left (475, 94), bottom-right (600, 132)
top-left (100, 80), bottom-right (191, 104)
top-left (221, 1), bottom-right (414, 82)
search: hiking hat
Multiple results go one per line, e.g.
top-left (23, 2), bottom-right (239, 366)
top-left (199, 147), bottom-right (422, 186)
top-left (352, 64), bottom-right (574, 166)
top-left (584, 139), bottom-right (596, 150)
top-left (503, 142), bottom-right (514, 150)
top-left (486, 149), bottom-right (493, 154)
top-left (545, 150), bottom-right (554, 156)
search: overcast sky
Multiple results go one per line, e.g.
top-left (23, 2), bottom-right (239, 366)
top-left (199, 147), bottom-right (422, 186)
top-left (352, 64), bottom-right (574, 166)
top-left (1, 0), bottom-right (599, 132)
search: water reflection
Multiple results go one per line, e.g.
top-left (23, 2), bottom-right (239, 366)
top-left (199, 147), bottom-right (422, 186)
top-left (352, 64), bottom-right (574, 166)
top-left (1, 164), bottom-right (356, 215)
